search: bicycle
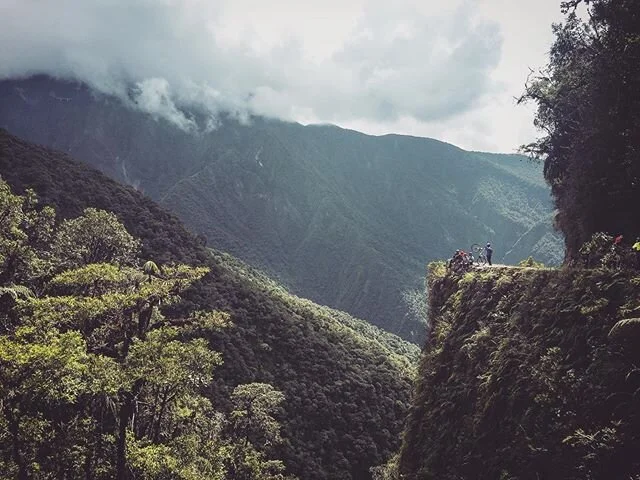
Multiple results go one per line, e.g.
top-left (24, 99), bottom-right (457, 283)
top-left (471, 243), bottom-right (488, 266)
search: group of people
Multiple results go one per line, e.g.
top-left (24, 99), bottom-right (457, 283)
top-left (448, 243), bottom-right (493, 272)
top-left (447, 236), bottom-right (640, 271)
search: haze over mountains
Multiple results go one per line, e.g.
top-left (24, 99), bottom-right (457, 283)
top-left (0, 76), bottom-right (563, 341)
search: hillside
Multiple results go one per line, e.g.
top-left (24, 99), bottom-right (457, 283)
top-left (0, 129), bottom-right (419, 480)
top-left (398, 264), bottom-right (640, 479)
top-left (0, 76), bottom-right (563, 341)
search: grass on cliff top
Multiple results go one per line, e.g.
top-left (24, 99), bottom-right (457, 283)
top-left (427, 258), bottom-right (555, 281)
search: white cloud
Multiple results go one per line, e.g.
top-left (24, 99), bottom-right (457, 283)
top-left (0, 0), bottom-right (564, 152)
top-left (131, 78), bottom-right (197, 131)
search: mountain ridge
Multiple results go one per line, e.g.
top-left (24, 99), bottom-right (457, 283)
top-left (0, 76), bottom-right (564, 341)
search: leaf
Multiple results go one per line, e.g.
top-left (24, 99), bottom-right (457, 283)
top-left (608, 318), bottom-right (640, 341)
top-left (0, 284), bottom-right (34, 300)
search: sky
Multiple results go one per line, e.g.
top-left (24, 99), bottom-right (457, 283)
top-left (0, 0), bottom-right (565, 152)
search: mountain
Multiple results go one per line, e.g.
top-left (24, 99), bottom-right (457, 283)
top-left (0, 76), bottom-right (563, 341)
top-left (398, 264), bottom-right (640, 478)
top-left (0, 128), bottom-right (419, 480)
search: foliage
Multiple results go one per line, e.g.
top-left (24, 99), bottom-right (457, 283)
top-left (229, 383), bottom-right (286, 448)
top-left (579, 232), bottom-right (615, 267)
top-left (401, 286), bottom-right (429, 328)
top-left (427, 261), bottom-right (447, 279)
top-left (370, 454), bottom-right (401, 480)
top-left (188, 250), bottom-right (418, 479)
top-left (579, 232), bottom-right (638, 269)
top-left (0, 179), bottom-right (293, 479)
top-left (608, 318), bottom-right (640, 343)
top-left (223, 383), bottom-right (294, 480)
top-left (399, 267), bottom-right (640, 479)
top-left (0, 131), bottom-right (419, 479)
top-left (0, 179), bottom-right (55, 288)
top-left (520, 0), bottom-right (640, 260)
top-left (53, 208), bottom-right (141, 269)
top-left (517, 256), bottom-right (545, 268)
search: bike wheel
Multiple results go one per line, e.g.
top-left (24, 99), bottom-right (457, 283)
top-left (471, 243), bottom-right (483, 254)
top-left (477, 254), bottom-right (487, 266)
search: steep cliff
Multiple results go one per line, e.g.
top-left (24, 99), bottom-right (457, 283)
top-left (399, 264), bottom-right (640, 479)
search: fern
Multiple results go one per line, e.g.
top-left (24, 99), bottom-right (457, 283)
top-left (608, 318), bottom-right (640, 340)
top-left (0, 284), bottom-right (34, 300)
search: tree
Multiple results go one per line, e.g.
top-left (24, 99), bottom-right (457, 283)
top-left (0, 180), bottom-right (54, 288)
top-left (0, 180), bottom-right (217, 478)
top-left (519, 0), bottom-right (640, 260)
top-left (52, 208), bottom-right (141, 269)
top-left (0, 179), bottom-right (298, 479)
top-left (0, 325), bottom-right (98, 479)
top-left (224, 383), bottom-right (293, 480)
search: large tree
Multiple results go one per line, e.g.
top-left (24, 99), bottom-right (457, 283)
top-left (0, 178), bottom-right (293, 479)
top-left (520, 0), bottom-right (640, 260)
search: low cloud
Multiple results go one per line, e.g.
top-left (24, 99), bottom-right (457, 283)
top-left (131, 78), bottom-right (197, 131)
top-left (0, 0), bottom-right (502, 133)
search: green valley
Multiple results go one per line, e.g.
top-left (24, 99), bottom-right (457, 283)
top-left (3, 0), bottom-right (640, 478)
top-left (0, 129), bottom-right (418, 480)
top-left (0, 78), bottom-right (563, 341)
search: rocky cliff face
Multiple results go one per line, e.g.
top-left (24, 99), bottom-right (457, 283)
top-left (0, 76), bottom-right (563, 341)
top-left (399, 264), bottom-right (640, 479)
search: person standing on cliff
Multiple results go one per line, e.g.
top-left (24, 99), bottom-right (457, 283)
top-left (485, 243), bottom-right (493, 266)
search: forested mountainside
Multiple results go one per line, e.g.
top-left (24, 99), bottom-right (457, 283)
top-left (0, 76), bottom-right (563, 341)
top-left (0, 129), bottom-right (419, 480)
top-left (398, 265), bottom-right (640, 479)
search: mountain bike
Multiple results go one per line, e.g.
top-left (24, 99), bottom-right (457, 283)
top-left (471, 244), bottom-right (487, 266)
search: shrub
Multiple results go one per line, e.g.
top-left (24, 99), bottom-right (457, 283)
top-left (518, 256), bottom-right (545, 268)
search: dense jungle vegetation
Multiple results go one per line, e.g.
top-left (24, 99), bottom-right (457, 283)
top-left (520, 0), bottom-right (640, 260)
top-left (0, 129), bottom-right (419, 480)
top-left (0, 80), bottom-right (563, 341)
top-left (399, 265), bottom-right (640, 479)
top-left (396, 1), bottom-right (640, 478)
top-left (0, 177), bottom-right (292, 479)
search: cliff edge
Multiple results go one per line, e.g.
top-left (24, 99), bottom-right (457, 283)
top-left (399, 264), bottom-right (640, 479)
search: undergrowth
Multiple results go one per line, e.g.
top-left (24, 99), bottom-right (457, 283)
top-left (400, 267), bottom-right (640, 479)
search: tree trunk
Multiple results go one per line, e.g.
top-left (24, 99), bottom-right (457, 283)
top-left (116, 380), bottom-right (144, 479)
top-left (7, 408), bottom-right (28, 480)
top-left (115, 392), bottom-right (133, 480)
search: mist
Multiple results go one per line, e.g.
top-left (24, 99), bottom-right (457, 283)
top-left (0, 0), bottom-right (502, 132)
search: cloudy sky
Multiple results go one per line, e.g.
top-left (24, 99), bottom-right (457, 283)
top-left (0, 0), bottom-right (565, 152)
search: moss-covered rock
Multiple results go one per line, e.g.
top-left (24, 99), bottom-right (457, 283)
top-left (399, 266), bottom-right (640, 479)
